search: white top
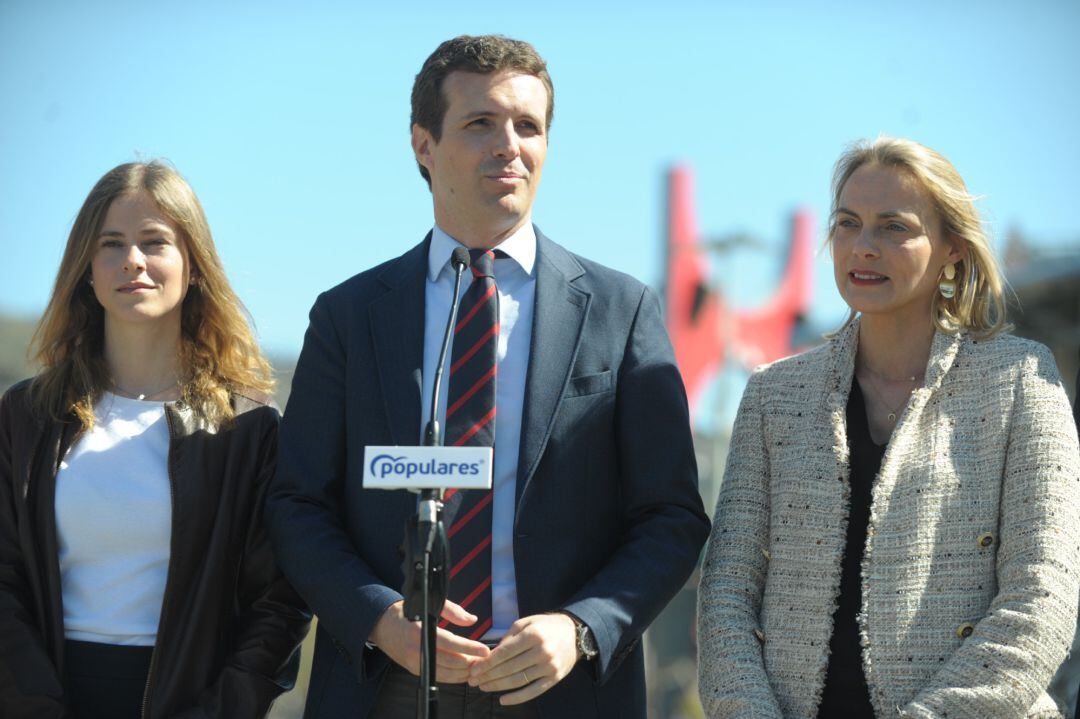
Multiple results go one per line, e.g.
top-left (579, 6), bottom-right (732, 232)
top-left (423, 224), bottom-right (536, 639)
top-left (55, 392), bottom-right (172, 646)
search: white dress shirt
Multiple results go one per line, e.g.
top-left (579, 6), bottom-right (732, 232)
top-left (421, 224), bottom-right (536, 639)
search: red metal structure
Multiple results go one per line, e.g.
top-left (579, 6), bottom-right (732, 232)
top-left (664, 165), bottom-right (815, 410)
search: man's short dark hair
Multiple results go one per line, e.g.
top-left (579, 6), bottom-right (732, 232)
top-left (411, 35), bottom-right (555, 186)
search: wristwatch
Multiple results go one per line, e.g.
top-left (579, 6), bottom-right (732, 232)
top-left (564, 613), bottom-right (598, 661)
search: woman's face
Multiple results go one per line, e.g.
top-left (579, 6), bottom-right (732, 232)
top-left (831, 163), bottom-right (963, 324)
top-left (90, 191), bottom-right (192, 331)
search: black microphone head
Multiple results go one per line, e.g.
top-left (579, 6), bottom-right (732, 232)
top-left (451, 247), bottom-right (471, 271)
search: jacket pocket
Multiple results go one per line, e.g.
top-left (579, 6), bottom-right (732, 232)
top-left (565, 370), bottom-right (613, 398)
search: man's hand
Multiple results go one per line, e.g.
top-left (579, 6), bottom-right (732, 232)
top-left (369, 600), bottom-right (491, 683)
top-left (467, 613), bottom-right (579, 705)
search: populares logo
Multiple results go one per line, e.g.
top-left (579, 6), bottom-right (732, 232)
top-left (369, 454), bottom-right (482, 480)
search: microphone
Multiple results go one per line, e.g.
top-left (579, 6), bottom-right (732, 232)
top-left (425, 247), bottom-right (471, 448)
top-left (362, 246), bottom-right (488, 719)
top-left (450, 246), bottom-right (471, 272)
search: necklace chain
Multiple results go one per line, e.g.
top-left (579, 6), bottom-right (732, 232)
top-left (111, 377), bottom-right (181, 402)
top-left (859, 362), bottom-right (923, 384)
top-left (857, 370), bottom-right (921, 423)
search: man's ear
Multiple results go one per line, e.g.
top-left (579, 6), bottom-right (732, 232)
top-left (411, 124), bottom-right (434, 171)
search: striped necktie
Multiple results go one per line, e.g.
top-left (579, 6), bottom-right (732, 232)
top-left (441, 248), bottom-right (498, 639)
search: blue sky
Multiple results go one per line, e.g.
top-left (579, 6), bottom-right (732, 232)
top-left (2, 0), bottom-right (1078, 355)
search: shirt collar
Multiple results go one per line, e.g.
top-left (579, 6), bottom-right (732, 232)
top-left (427, 223), bottom-right (537, 282)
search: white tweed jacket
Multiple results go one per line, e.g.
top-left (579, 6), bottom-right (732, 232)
top-left (697, 319), bottom-right (1080, 719)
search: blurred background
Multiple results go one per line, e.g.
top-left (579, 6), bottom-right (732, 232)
top-left (2, 1), bottom-right (1077, 717)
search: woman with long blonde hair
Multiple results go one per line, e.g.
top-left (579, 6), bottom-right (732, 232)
top-left (0, 161), bottom-right (309, 718)
top-left (698, 137), bottom-right (1080, 718)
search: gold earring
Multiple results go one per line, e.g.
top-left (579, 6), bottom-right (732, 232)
top-left (939, 263), bottom-right (956, 299)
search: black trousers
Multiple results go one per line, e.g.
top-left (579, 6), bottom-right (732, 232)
top-left (373, 663), bottom-right (541, 719)
top-left (63, 639), bottom-right (153, 719)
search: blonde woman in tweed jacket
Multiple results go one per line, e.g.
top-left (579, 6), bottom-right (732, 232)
top-left (697, 137), bottom-right (1080, 719)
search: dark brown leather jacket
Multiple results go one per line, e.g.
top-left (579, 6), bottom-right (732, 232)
top-left (0, 379), bottom-right (311, 718)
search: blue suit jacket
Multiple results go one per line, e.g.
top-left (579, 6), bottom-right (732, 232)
top-left (267, 230), bottom-right (709, 718)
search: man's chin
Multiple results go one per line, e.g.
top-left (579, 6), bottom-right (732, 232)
top-left (489, 195), bottom-right (531, 221)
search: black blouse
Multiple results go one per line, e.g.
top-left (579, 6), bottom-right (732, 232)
top-left (817, 379), bottom-right (884, 718)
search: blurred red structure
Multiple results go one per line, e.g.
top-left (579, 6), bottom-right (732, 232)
top-left (664, 165), bottom-right (815, 410)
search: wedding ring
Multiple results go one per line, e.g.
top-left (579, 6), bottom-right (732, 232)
top-left (522, 669), bottom-right (530, 683)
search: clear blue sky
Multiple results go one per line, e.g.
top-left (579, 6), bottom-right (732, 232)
top-left (2, 0), bottom-right (1078, 355)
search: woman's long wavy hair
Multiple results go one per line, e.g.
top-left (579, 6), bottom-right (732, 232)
top-left (828, 136), bottom-right (1009, 338)
top-left (30, 161), bottom-right (273, 429)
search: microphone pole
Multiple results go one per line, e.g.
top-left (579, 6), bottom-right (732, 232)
top-left (427, 246), bottom-right (473, 449)
top-left (404, 246), bottom-right (471, 719)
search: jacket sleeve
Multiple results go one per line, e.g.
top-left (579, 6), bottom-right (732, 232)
top-left (902, 345), bottom-right (1080, 718)
top-left (1073, 356), bottom-right (1079, 429)
top-left (174, 412), bottom-right (312, 719)
top-left (696, 370), bottom-right (783, 719)
top-left (265, 294), bottom-right (403, 681)
top-left (559, 286), bottom-right (711, 684)
top-left (0, 388), bottom-right (69, 719)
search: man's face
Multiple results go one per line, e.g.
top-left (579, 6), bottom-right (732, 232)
top-left (412, 69), bottom-right (548, 247)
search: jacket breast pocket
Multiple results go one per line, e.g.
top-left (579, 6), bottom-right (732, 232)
top-left (564, 370), bottom-right (613, 398)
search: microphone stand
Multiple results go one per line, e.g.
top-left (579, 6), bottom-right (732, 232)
top-left (401, 251), bottom-right (469, 719)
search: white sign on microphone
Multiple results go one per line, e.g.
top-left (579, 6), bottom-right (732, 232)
top-left (362, 446), bottom-right (494, 490)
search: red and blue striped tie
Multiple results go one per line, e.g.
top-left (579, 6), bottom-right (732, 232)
top-left (441, 248), bottom-right (498, 639)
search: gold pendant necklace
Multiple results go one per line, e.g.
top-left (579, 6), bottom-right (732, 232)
top-left (858, 372), bottom-right (920, 423)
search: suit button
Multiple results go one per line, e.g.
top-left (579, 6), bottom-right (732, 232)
top-left (753, 629), bottom-right (766, 643)
top-left (977, 532), bottom-right (994, 548)
top-left (956, 623), bottom-right (975, 639)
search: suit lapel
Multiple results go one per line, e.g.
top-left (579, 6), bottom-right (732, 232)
top-left (822, 318), bottom-right (964, 516)
top-left (370, 236), bottom-right (430, 446)
top-left (823, 319), bottom-right (858, 501)
top-left (516, 231), bottom-right (590, 510)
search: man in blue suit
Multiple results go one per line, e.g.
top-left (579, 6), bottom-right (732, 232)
top-left (267, 35), bottom-right (709, 718)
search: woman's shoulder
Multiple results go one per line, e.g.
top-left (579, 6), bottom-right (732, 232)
top-left (961, 331), bottom-right (1061, 381)
top-left (966, 330), bottom-right (1049, 356)
top-left (748, 339), bottom-right (835, 387)
top-left (0, 379), bottom-right (55, 456)
top-left (229, 387), bottom-right (280, 419)
top-left (1, 377), bottom-right (34, 402)
top-left (1, 378), bottom-right (42, 423)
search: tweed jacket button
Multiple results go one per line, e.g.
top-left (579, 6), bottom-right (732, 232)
top-left (761, 548), bottom-right (771, 561)
top-left (753, 628), bottom-right (766, 643)
top-left (956, 623), bottom-right (975, 639)
top-left (977, 532), bottom-right (994, 548)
